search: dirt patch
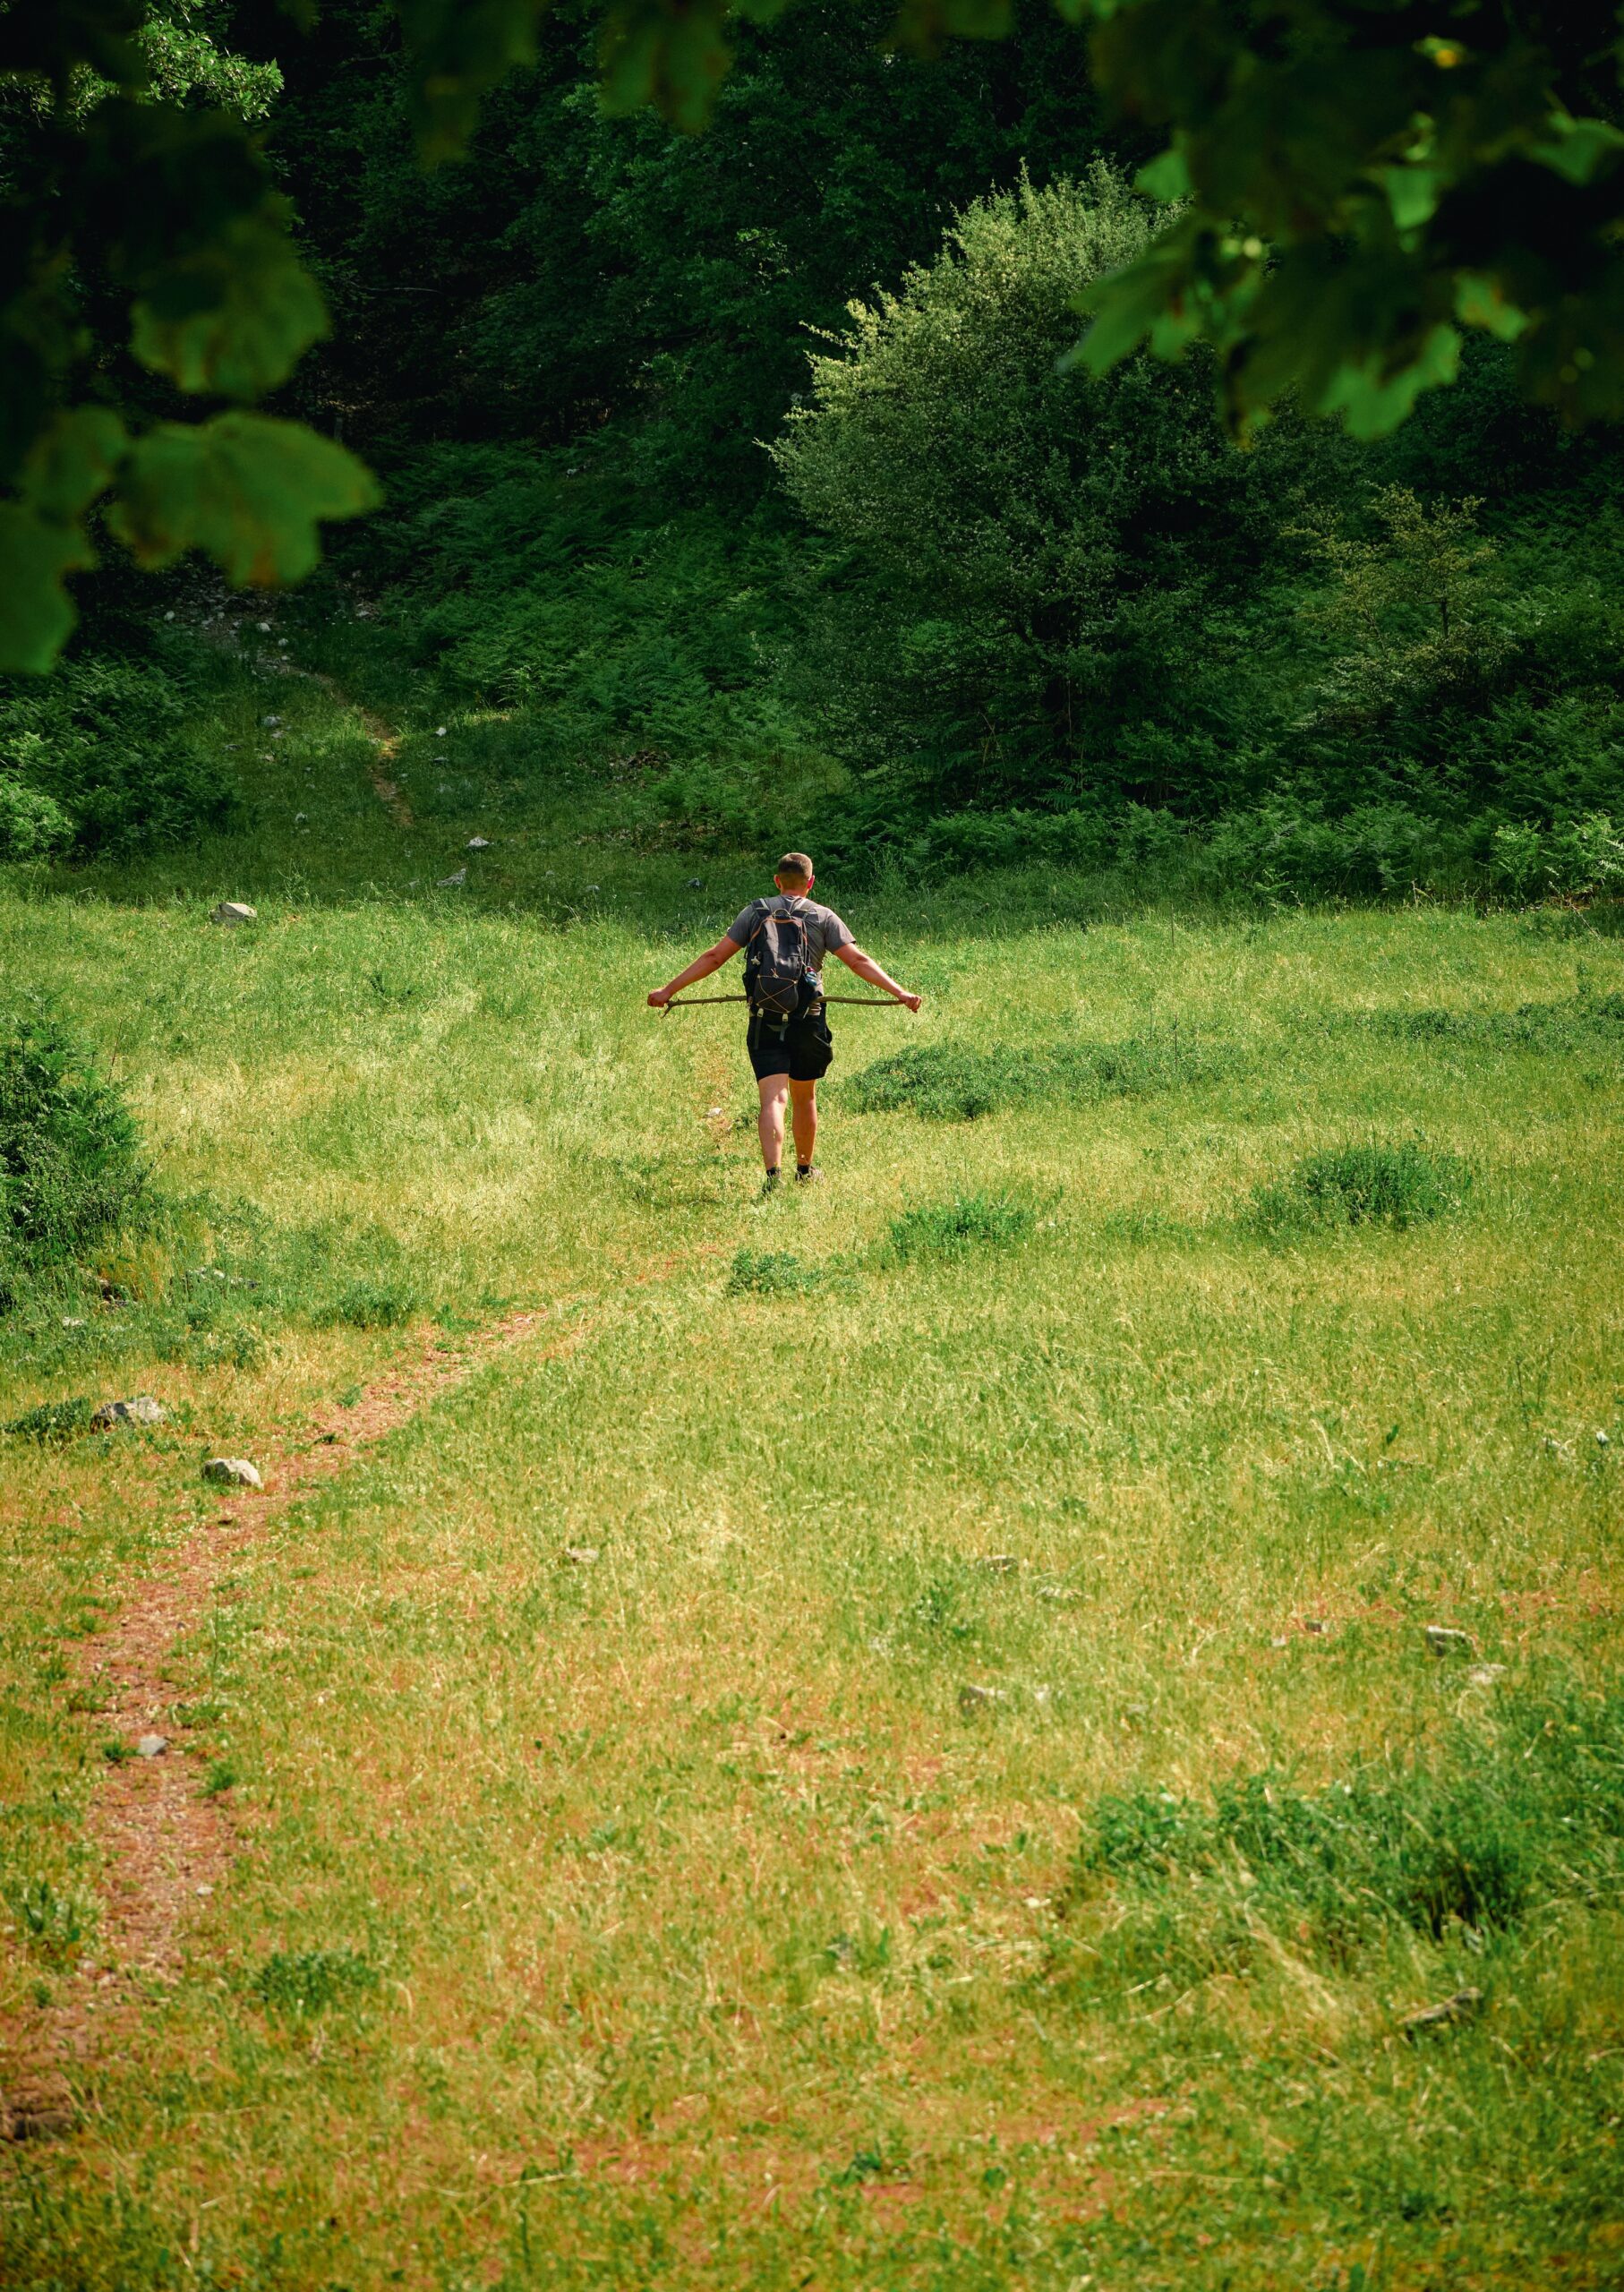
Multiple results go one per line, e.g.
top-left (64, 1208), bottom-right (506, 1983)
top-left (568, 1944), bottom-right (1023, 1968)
top-left (354, 702), bottom-right (413, 825)
top-left (0, 1308), bottom-right (548, 2139)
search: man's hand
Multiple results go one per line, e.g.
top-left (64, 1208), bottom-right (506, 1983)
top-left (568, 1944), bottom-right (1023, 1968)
top-left (896, 990), bottom-right (923, 1013)
top-left (647, 987), bottom-right (673, 1008)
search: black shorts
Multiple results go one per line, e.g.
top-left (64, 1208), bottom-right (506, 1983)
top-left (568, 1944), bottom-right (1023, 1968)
top-left (748, 1005), bottom-right (834, 1082)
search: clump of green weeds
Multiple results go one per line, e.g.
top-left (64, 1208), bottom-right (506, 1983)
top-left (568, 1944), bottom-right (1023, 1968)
top-left (4, 1394), bottom-right (94, 1442)
top-left (850, 1031), bottom-right (1223, 1122)
top-left (729, 1247), bottom-right (821, 1296)
top-left (1252, 1142), bottom-right (1470, 1236)
top-left (885, 1193), bottom-right (1035, 1262)
top-left (5, 1873), bottom-right (98, 1964)
top-left (1366, 987), bottom-right (1624, 1052)
top-left (1063, 1684), bottom-right (1624, 1994)
top-left (0, 1001), bottom-right (150, 1311)
top-left (311, 1278), bottom-right (424, 1330)
top-left (250, 1946), bottom-right (380, 2016)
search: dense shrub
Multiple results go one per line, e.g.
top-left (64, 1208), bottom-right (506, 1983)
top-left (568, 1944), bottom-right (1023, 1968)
top-left (0, 776), bottom-right (73, 861)
top-left (0, 1005), bottom-right (148, 1305)
top-left (775, 168), bottom-right (1301, 817)
top-left (0, 642), bottom-right (235, 855)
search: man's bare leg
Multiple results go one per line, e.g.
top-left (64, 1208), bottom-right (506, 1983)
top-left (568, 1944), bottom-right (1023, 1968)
top-left (790, 1078), bottom-right (817, 1172)
top-left (757, 1073), bottom-right (790, 1173)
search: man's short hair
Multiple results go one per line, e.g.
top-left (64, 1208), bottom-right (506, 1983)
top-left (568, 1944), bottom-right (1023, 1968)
top-left (775, 851), bottom-right (814, 880)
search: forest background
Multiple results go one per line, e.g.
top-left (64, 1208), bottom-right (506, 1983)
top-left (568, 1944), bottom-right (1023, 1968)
top-left (6, 0), bottom-right (1624, 903)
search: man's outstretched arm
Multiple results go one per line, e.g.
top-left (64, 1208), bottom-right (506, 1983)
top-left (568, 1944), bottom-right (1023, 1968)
top-left (834, 944), bottom-right (922, 1012)
top-left (648, 935), bottom-right (742, 1008)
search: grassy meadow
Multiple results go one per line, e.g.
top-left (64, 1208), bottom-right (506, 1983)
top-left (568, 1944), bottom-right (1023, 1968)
top-left (2, 649), bottom-right (1623, 2288)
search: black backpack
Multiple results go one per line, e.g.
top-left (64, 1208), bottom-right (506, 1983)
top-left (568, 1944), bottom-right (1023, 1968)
top-left (743, 896), bottom-right (814, 1022)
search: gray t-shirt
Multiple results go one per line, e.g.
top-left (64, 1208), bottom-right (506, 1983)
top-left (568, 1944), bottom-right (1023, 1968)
top-left (726, 894), bottom-right (854, 988)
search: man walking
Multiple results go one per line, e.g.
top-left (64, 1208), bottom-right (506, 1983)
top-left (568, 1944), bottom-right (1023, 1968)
top-left (648, 852), bottom-right (921, 1188)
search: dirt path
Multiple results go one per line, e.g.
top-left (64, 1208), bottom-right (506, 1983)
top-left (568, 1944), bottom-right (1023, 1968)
top-left (0, 1307), bottom-right (549, 2140)
top-left (293, 662), bottom-right (412, 824)
top-left (349, 694), bottom-right (414, 825)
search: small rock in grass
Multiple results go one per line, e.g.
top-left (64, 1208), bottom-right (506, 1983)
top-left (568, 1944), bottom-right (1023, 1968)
top-left (1596, 1429), bottom-right (1611, 1449)
top-left (466, 836), bottom-right (491, 851)
top-left (61, 1317), bottom-right (87, 1330)
top-left (437, 869), bottom-right (466, 887)
top-left (211, 902), bottom-right (257, 928)
top-left (1467, 1663), bottom-right (1507, 1687)
top-left (202, 1457), bottom-right (262, 1489)
top-left (91, 1396), bottom-right (165, 1430)
top-left (977, 1554), bottom-right (1018, 1575)
top-left (2, 2098), bottom-right (78, 2141)
top-left (687, 877), bottom-right (705, 889)
top-left (136, 1734), bottom-right (168, 1758)
top-left (1401, 1987), bottom-right (1484, 2037)
top-left (261, 714), bottom-right (280, 727)
top-left (561, 1545), bottom-right (600, 1566)
top-left (1270, 1634), bottom-right (1289, 1648)
top-left (958, 1683), bottom-right (1005, 1715)
top-left (295, 812), bottom-right (308, 825)
top-left (1424, 1625), bottom-right (1473, 1657)
top-left (257, 620), bottom-right (271, 633)
top-left (436, 726), bottom-right (448, 737)
top-left (1302, 1617), bottom-right (1328, 1635)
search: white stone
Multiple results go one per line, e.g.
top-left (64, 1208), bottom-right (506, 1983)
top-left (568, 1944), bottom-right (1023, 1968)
top-left (136, 1734), bottom-right (168, 1757)
top-left (1424, 1624), bottom-right (1473, 1656)
top-left (1467, 1663), bottom-right (1507, 1687)
top-left (202, 1457), bottom-right (262, 1489)
top-left (466, 836), bottom-right (491, 851)
top-left (437, 869), bottom-right (466, 887)
top-left (211, 902), bottom-right (257, 927)
top-left (561, 1545), bottom-right (600, 1565)
top-left (91, 1396), bottom-right (165, 1429)
top-left (958, 1683), bottom-right (1005, 1714)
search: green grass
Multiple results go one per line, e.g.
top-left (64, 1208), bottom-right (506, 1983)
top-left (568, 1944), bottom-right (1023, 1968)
top-left (0, 631), bottom-right (1621, 2288)
top-left (1251, 1141), bottom-right (1474, 1236)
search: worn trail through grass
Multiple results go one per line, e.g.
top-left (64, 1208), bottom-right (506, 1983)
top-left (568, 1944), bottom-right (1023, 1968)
top-left (1, 1304), bottom-right (555, 2134)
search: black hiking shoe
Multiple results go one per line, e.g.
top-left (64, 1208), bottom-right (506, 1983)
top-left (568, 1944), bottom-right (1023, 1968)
top-left (795, 1164), bottom-right (821, 1184)
top-left (760, 1168), bottom-right (782, 1196)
